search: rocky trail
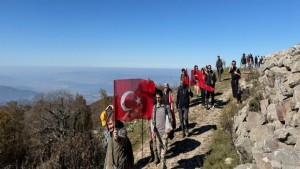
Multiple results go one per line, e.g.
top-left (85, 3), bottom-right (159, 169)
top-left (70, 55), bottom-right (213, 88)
top-left (133, 81), bottom-right (232, 169)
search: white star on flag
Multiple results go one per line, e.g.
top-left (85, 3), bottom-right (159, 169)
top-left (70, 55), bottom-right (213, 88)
top-left (136, 96), bottom-right (141, 105)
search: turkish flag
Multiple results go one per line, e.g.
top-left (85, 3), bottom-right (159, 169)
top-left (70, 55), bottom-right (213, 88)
top-left (197, 71), bottom-right (214, 92)
top-left (190, 69), bottom-right (200, 86)
top-left (114, 79), bottom-right (155, 122)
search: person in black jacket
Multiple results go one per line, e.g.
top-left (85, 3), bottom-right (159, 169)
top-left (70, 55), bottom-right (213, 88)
top-left (205, 65), bottom-right (217, 109)
top-left (176, 80), bottom-right (193, 138)
top-left (229, 60), bottom-right (241, 103)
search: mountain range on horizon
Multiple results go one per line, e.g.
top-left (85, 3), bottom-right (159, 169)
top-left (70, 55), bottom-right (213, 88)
top-left (0, 67), bottom-right (180, 105)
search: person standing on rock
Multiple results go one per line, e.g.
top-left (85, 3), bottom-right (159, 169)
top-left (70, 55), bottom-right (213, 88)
top-left (151, 90), bottom-right (173, 169)
top-left (176, 80), bottom-right (193, 138)
top-left (229, 60), bottom-right (241, 103)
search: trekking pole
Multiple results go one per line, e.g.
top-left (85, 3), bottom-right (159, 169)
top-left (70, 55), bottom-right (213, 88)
top-left (142, 119), bottom-right (144, 160)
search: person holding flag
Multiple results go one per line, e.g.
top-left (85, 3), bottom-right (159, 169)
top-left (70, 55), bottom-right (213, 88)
top-left (110, 78), bottom-right (156, 169)
top-left (104, 107), bottom-right (134, 169)
top-left (204, 65), bottom-right (217, 109)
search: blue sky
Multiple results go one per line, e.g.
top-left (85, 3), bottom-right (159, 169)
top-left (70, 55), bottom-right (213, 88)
top-left (1, 0), bottom-right (299, 69)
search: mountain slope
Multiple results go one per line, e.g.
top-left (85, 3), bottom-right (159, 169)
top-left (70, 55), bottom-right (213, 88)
top-left (0, 85), bottom-right (38, 105)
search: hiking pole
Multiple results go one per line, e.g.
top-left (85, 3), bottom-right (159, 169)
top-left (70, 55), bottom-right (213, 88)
top-left (142, 119), bottom-right (144, 160)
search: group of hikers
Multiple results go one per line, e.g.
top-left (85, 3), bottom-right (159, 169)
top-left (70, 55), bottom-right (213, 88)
top-left (101, 55), bottom-right (244, 169)
top-left (240, 53), bottom-right (266, 70)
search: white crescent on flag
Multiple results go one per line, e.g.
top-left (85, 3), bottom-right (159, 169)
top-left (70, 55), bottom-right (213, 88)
top-left (120, 91), bottom-right (135, 111)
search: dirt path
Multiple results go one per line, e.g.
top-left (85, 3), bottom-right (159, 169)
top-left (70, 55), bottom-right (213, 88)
top-left (133, 83), bottom-right (232, 169)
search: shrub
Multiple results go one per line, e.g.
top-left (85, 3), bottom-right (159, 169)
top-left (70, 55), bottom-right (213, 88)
top-left (248, 96), bottom-right (262, 112)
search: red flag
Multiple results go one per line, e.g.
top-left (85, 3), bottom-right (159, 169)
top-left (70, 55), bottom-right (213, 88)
top-left (196, 71), bottom-right (214, 92)
top-left (190, 69), bottom-right (199, 86)
top-left (114, 79), bottom-right (155, 122)
top-left (183, 69), bottom-right (189, 86)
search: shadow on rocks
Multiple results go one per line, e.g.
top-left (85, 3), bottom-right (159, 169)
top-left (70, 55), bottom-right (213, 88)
top-left (166, 138), bottom-right (201, 159)
top-left (173, 122), bottom-right (197, 133)
top-left (214, 98), bottom-right (230, 109)
top-left (133, 156), bottom-right (151, 169)
top-left (189, 97), bottom-right (202, 107)
top-left (172, 150), bottom-right (212, 169)
top-left (189, 124), bottom-right (217, 136)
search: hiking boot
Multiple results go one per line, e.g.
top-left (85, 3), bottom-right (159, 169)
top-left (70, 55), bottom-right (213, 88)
top-left (149, 156), bottom-right (154, 163)
top-left (182, 131), bottom-right (186, 138)
top-left (153, 148), bottom-right (159, 164)
top-left (161, 163), bottom-right (167, 169)
top-left (185, 128), bottom-right (189, 137)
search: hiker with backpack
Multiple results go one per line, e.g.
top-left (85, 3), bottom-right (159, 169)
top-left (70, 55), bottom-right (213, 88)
top-left (104, 108), bottom-right (134, 169)
top-left (216, 55), bottom-right (223, 82)
top-left (162, 83), bottom-right (176, 139)
top-left (176, 80), bottom-right (193, 138)
top-left (151, 90), bottom-right (173, 169)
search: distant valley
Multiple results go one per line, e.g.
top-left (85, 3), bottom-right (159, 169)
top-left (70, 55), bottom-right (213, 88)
top-left (0, 66), bottom-right (180, 105)
top-left (0, 85), bottom-right (38, 105)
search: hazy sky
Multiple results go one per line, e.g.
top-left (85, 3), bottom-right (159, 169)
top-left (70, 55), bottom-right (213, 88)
top-left (1, 0), bottom-right (299, 69)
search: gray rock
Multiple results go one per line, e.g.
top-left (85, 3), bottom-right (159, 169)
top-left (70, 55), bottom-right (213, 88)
top-left (272, 148), bottom-right (300, 166)
top-left (235, 135), bottom-right (253, 160)
top-left (295, 139), bottom-right (300, 151)
top-left (291, 60), bottom-right (300, 73)
top-left (249, 125), bottom-right (273, 142)
top-left (273, 128), bottom-right (289, 142)
top-left (234, 106), bottom-right (249, 132)
top-left (246, 111), bottom-right (267, 132)
top-left (287, 73), bottom-right (300, 88)
top-left (263, 139), bottom-right (280, 153)
top-left (234, 163), bottom-right (255, 169)
top-left (266, 104), bottom-right (278, 122)
top-left (260, 99), bottom-right (269, 117)
top-left (292, 85), bottom-right (300, 110)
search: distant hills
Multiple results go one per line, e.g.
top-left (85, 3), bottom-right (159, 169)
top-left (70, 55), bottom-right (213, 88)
top-left (0, 85), bottom-right (38, 105)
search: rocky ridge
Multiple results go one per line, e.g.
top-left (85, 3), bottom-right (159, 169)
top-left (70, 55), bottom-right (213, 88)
top-left (234, 44), bottom-right (300, 169)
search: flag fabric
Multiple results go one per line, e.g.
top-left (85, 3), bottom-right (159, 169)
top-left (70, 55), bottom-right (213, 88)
top-left (183, 69), bottom-right (189, 86)
top-left (198, 71), bottom-right (214, 92)
top-left (191, 70), bottom-right (214, 92)
top-left (114, 79), bottom-right (155, 122)
top-left (190, 69), bottom-right (199, 86)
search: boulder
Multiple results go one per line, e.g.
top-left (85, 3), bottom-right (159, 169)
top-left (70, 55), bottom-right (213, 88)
top-left (273, 128), bottom-right (289, 142)
top-left (292, 85), bottom-right (300, 110)
top-left (260, 99), bottom-right (269, 117)
top-left (287, 73), bottom-right (300, 88)
top-left (249, 125), bottom-right (273, 142)
top-left (246, 111), bottom-right (267, 132)
top-left (235, 135), bottom-right (253, 160)
top-left (272, 148), bottom-right (300, 167)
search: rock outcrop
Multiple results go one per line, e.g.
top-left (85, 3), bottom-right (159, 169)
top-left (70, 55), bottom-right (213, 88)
top-left (234, 44), bottom-right (300, 169)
